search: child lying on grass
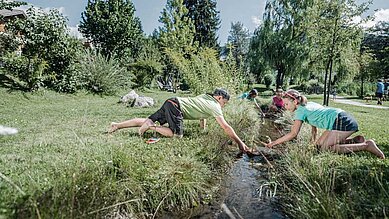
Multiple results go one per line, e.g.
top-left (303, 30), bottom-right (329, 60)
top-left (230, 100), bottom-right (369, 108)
top-left (262, 89), bottom-right (385, 159)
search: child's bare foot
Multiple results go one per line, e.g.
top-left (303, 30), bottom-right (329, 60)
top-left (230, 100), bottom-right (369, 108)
top-left (138, 119), bottom-right (154, 136)
top-left (366, 139), bottom-right (385, 159)
top-left (353, 135), bottom-right (365, 143)
top-left (108, 122), bottom-right (119, 133)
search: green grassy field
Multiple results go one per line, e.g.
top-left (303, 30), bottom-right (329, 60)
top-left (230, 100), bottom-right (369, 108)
top-left (1, 88), bottom-right (388, 218)
top-left (0, 88), bottom-right (261, 218)
top-left (275, 95), bottom-right (389, 218)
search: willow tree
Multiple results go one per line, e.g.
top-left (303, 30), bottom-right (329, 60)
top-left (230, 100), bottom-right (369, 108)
top-left (249, 0), bottom-right (314, 88)
top-left (309, 0), bottom-right (368, 105)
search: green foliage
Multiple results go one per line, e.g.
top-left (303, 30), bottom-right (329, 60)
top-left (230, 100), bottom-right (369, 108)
top-left (6, 7), bottom-right (81, 91)
top-left (166, 47), bottom-right (235, 94)
top-left (337, 81), bottom-right (360, 96)
top-left (183, 0), bottom-right (220, 49)
top-left (79, 0), bottom-right (144, 59)
top-left (309, 0), bottom-right (367, 105)
top-left (0, 32), bottom-right (20, 56)
top-left (0, 53), bottom-right (47, 91)
top-left (275, 101), bottom-right (389, 218)
top-left (158, 0), bottom-right (197, 54)
top-left (299, 79), bottom-right (324, 94)
top-left (224, 22), bottom-right (250, 71)
top-left (263, 73), bottom-right (275, 89)
top-left (362, 21), bottom-right (389, 78)
top-left (250, 0), bottom-right (313, 88)
top-left (0, 88), bottom-right (259, 218)
top-left (127, 39), bottom-right (164, 89)
top-left (0, 0), bottom-right (26, 10)
top-left (73, 50), bottom-right (133, 95)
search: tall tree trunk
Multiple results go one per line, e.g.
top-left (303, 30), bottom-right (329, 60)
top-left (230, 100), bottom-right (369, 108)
top-left (360, 74), bottom-right (364, 97)
top-left (326, 59), bottom-right (333, 106)
top-left (276, 64), bottom-right (285, 88)
top-left (323, 59), bottom-right (331, 105)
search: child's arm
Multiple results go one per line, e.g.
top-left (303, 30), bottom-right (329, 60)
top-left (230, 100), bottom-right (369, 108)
top-left (265, 120), bottom-right (303, 148)
top-left (200, 119), bottom-right (207, 130)
top-left (254, 99), bottom-right (265, 117)
top-left (310, 126), bottom-right (317, 143)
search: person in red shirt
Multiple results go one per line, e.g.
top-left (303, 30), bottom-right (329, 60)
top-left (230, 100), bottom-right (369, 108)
top-left (269, 88), bottom-right (285, 112)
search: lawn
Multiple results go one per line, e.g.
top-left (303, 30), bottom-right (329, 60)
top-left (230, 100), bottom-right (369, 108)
top-left (1, 88), bottom-right (388, 218)
top-left (0, 88), bottom-right (260, 218)
top-left (274, 94), bottom-right (389, 219)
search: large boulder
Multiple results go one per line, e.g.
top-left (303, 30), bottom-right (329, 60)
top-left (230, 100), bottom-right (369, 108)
top-left (119, 90), bottom-right (154, 108)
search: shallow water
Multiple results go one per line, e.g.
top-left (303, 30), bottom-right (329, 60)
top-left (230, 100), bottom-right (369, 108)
top-left (215, 155), bottom-right (285, 219)
top-left (159, 119), bottom-right (287, 219)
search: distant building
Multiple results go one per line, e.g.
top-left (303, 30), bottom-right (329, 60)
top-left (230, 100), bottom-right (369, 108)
top-left (0, 9), bottom-right (27, 54)
top-left (0, 9), bottom-right (26, 32)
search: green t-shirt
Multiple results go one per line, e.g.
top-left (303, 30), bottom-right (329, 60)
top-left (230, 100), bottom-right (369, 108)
top-left (176, 94), bottom-right (223, 120)
top-left (294, 102), bottom-right (343, 130)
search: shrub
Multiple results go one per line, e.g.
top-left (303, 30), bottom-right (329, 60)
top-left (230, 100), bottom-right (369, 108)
top-left (263, 73), bottom-right (274, 89)
top-left (166, 47), bottom-right (236, 94)
top-left (338, 82), bottom-right (360, 96)
top-left (0, 53), bottom-right (48, 91)
top-left (7, 8), bottom-right (80, 90)
top-left (73, 50), bottom-right (133, 95)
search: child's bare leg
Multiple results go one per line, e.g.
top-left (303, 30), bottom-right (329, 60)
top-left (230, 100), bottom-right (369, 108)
top-left (319, 131), bottom-right (385, 159)
top-left (342, 135), bottom-right (365, 144)
top-left (150, 126), bottom-right (174, 137)
top-left (138, 119), bottom-right (155, 136)
top-left (365, 140), bottom-right (385, 159)
top-left (138, 120), bottom-right (174, 137)
top-left (108, 118), bottom-right (148, 133)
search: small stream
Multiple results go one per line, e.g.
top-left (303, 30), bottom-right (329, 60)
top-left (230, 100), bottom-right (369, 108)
top-left (160, 119), bottom-right (287, 219)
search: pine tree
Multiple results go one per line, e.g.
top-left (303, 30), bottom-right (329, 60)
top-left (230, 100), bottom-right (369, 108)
top-left (183, 0), bottom-right (220, 49)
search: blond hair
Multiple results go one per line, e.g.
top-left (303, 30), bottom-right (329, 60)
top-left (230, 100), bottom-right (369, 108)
top-left (284, 89), bottom-right (307, 106)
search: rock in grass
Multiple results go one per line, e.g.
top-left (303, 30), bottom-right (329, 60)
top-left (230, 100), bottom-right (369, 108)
top-left (119, 90), bottom-right (154, 108)
top-left (0, 125), bottom-right (18, 135)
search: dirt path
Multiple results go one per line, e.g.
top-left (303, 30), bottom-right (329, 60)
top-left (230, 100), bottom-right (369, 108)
top-left (333, 96), bottom-right (389, 109)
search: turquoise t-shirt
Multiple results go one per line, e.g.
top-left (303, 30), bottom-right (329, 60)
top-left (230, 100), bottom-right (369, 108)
top-left (294, 102), bottom-right (343, 130)
top-left (176, 94), bottom-right (223, 120)
top-left (238, 92), bottom-right (255, 102)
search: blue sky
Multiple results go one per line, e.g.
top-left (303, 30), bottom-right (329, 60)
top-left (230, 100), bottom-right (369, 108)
top-left (19, 0), bottom-right (389, 44)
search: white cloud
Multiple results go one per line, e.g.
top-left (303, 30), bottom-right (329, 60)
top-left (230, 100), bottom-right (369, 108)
top-left (68, 25), bottom-right (83, 39)
top-left (17, 4), bottom-right (68, 18)
top-left (374, 8), bottom-right (389, 23)
top-left (356, 8), bottom-right (389, 28)
top-left (251, 15), bottom-right (262, 27)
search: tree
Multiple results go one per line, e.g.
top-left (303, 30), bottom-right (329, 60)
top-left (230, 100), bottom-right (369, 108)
top-left (158, 0), bottom-right (197, 91)
top-left (5, 7), bottom-right (80, 91)
top-left (0, 0), bottom-right (26, 10)
top-left (362, 21), bottom-right (389, 79)
top-left (158, 0), bottom-right (196, 53)
top-left (225, 22), bottom-right (250, 69)
top-left (249, 0), bottom-right (314, 89)
top-left (79, 0), bottom-right (144, 59)
top-left (309, 0), bottom-right (368, 105)
top-left (183, 0), bottom-right (220, 49)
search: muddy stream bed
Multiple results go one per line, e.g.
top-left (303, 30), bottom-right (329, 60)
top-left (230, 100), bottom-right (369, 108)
top-left (160, 119), bottom-right (288, 219)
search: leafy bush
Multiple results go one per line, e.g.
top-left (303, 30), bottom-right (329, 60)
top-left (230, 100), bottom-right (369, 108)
top-left (263, 73), bottom-right (274, 89)
top-left (73, 50), bottom-right (134, 95)
top-left (0, 53), bottom-right (48, 91)
top-left (0, 32), bottom-right (21, 56)
top-left (338, 81), bottom-right (360, 96)
top-left (6, 7), bottom-right (80, 91)
top-left (166, 47), bottom-right (236, 95)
